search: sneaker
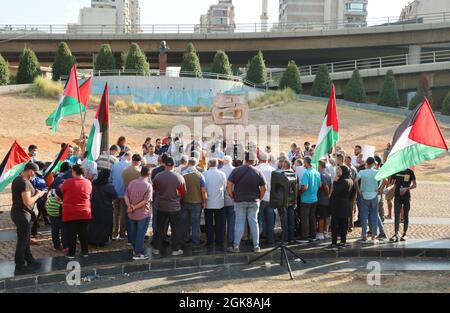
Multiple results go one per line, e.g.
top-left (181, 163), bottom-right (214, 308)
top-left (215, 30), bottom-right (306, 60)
top-left (298, 239), bottom-right (310, 244)
top-left (66, 254), bottom-right (75, 259)
top-left (81, 253), bottom-right (89, 258)
top-left (171, 249), bottom-right (184, 256)
top-left (253, 246), bottom-right (261, 253)
top-left (315, 233), bottom-right (325, 240)
top-left (309, 237), bottom-right (318, 242)
top-left (400, 234), bottom-right (408, 241)
top-left (371, 239), bottom-right (379, 245)
top-left (325, 244), bottom-right (339, 251)
top-left (111, 236), bottom-right (119, 241)
top-left (133, 254), bottom-right (149, 261)
top-left (338, 243), bottom-right (347, 249)
top-left (27, 259), bottom-right (41, 266)
top-left (357, 238), bottom-right (368, 243)
top-left (152, 249), bottom-right (160, 255)
top-left (390, 235), bottom-right (399, 243)
top-left (377, 234), bottom-right (387, 241)
top-left (127, 242), bottom-right (133, 246)
top-left (227, 246), bottom-right (240, 253)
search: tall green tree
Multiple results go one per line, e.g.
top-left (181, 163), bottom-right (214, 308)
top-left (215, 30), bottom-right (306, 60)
top-left (0, 54), bottom-right (9, 86)
top-left (442, 92), bottom-right (450, 116)
top-left (16, 47), bottom-right (41, 84)
top-left (409, 74), bottom-right (433, 109)
top-left (211, 50), bottom-right (232, 79)
top-left (180, 43), bottom-right (202, 77)
top-left (95, 44), bottom-right (116, 71)
top-left (124, 43), bottom-right (149, 75)
top-left (246, 51), bottom-right (267, 85)
top-left (279, 60), bottom-right (302, 94)
top-left (378, 70), bottom-right (400, 107)
top-left (311, 64), bottom-right (332, 97)
top-left (343, 69), bottom-right (367, 103)
top-left (52, 42), bottom-right (76, 81)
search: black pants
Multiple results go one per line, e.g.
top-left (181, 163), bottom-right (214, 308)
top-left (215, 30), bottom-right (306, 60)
top-left (153, 210), bottom-right (182, 252)
top-left (65, 220), bottom-right (89, 256)
top-left (204, 208), bottom-right (225, 246)
top-left (394, 196), bottom-right (411, 235)
top-left (49, 216), bottom-right (68, 249)
top-left (331, 216), bottom-right (348, 245)
top-left (10, 210), bottom-right (34, 268)
top-left (31, 197), bottom-right (49, 236)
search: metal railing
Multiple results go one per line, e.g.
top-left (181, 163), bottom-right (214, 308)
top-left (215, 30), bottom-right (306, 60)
top-left (1, 12), bottom-right (450, 35)
top-left (297, 49), bottom-right (450, 77)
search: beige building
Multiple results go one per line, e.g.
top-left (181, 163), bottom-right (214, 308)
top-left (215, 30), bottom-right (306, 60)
top-left (279, 0), bottom-right (368, 29)
top-left (195, 0), bottom-right (236, 33)
top-left (68, 0), bottom-right (140, 34)
top-left (400, 0), bottom-right (450, 23)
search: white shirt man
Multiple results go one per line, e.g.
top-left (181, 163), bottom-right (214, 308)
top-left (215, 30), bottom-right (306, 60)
top-left (203, 160), bottom-right (227, 209)
top-left (256, 152), bottom-right (275, 203)
top-left (144, 147), bottom-right (159, 168)
top-left (220, 155), bottom-right (235, 208)
top-left (203, 158), bottom-right (228, 246)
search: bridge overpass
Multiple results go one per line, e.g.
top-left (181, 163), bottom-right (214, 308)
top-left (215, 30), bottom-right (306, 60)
top-left (296, 50), bottom-right (450, 107)
top-left (1, 21), bottom-right (450, 69)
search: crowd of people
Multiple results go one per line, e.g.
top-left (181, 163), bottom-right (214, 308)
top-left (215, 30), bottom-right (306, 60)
top-left (10, 137), bottom-right (416, 275)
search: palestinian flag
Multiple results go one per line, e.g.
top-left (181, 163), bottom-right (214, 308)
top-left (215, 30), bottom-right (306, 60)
top-left (376, 98), bottom-right (449, 181)
top-left (312, 84), bottom-right (339, 166)
top-left (0, 142), bottom-right (31, 192)
top-left (86, 83), bottom-right (109, 161)
top-left (44, 144), bottom-right (70, 178)
top-left (46, 64), bottom-right (85, 132)
top-left (79, 77), bottom-right (92, 108)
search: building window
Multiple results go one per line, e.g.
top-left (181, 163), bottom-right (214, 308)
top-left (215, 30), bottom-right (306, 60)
top-left (347, 3), bottom-right (364, 12)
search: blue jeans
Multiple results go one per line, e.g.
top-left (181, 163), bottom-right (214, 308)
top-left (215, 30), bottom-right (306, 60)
top-left (280, 205), bottom-right (296, 242)
top-left (182, 203), bottom-right (202, 246)
top-left (224, 205), bottom-right (235, 244)
top-left (234, 201), bottom-right (260, 248)
top-left (361, 197), bottom-right (379, 239)
top-left (369, 196), bottom-right (385, 236)
top-left (128, 217), bottom-right (150, 255)
top-left (260, 201), bottom-right (276, 244)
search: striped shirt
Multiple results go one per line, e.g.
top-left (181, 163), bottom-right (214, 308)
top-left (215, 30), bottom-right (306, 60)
top-left (126, 177), bottom-right (153, 221)
top-left (46, 196), bottom-right (62, 217)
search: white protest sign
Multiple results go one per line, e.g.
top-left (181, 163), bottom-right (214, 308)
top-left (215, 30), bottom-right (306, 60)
top-left (362, 145), bottom-right (375, 161)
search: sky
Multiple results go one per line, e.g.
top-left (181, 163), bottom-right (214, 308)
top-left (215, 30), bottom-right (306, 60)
top-left (0, 0), bottom-right (414, 26)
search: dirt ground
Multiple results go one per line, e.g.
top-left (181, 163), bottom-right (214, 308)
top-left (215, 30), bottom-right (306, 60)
top-left (0, 94), bottom-right (449, 181)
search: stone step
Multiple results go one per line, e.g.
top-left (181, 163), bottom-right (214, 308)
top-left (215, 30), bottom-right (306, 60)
top-left (1, 239), bottom-right (449, 292)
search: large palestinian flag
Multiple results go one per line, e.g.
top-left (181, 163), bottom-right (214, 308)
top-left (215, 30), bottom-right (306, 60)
top-left (46, 65), bottom-right (87, 132)
top-left (86, 83), bottom-right (109, 161)
top-left (312, 84), bottom-right (339, 166)
top-left (44, 144), bottom-right (70, 178)
top-left (376, 98), bottom-right (449, 181)
top-left (79, 77), bottom-right (92, 109)
top-left (0, 142), bottom-right (31, 192)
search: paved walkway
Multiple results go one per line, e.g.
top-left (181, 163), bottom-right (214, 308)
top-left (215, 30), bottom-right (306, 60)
top-left (0, 181), bottom-right (448, 262)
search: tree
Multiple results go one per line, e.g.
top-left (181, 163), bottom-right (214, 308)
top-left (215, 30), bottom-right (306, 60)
top-left (409, 74), bottom-right (433, 110)
top-left (311, 64), bottom-right (332, 97)
top-left (95, 44), bottom-right (116, 71)
top-left (180, 43), bottom-right (202, 77)
top-left (52, 42), bottom-right (76, 81)
top-left (279, 60), bottom-right (302, 94)
top-left (16, 47), bottom-right (41, 84)
top-left (343, 69), bottom-right (367, 103)
top-left (211, 50), bottom-right (232, 79)
top-left (378, 70), bottom-right (400, 107)
top-left (0, 54), bottom-right (9, 86)
top-left (246, 51), bottom-right (267, 85)
top-left (442, 92), bottom-right (450, 116)
top-left (124, 43), bottom-right (149, 75)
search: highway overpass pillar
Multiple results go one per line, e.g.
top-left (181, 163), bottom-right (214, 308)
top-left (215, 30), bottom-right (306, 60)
top-left (408, 45), bottom-right (422, 65)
